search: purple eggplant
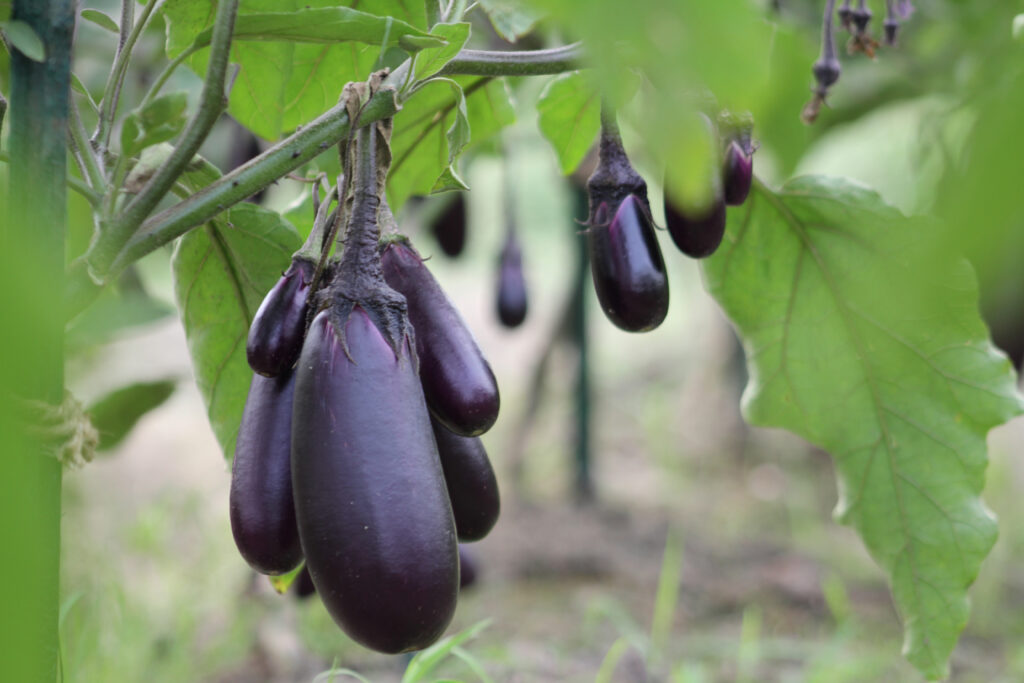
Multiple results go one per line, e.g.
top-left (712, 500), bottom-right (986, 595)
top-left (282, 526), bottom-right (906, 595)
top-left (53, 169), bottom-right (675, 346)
top-left (458, 545), bottom-right (479, 590)
top-left (431, 416), bottom-right (500, 542)
top-left (664, 192), bottom-right (728, 259)
top-left (246, 257), bottom-right (316, 377)
top-left (292, 565), bottom-right (316, 600)
top-left (496, 233), bottom-right (528, 328)
top-left (229, 371), bottom-right (303, 575)
top-left (291, 308), bottom-right (459, 654)
top-left (431, 194), bottom-right (467, 258)
top-left (723, 141), bottom-right (753, 207)
top-left (381, 240), bottom-right (500, 436)
top-left (588, 195), bottom-right (669, 332)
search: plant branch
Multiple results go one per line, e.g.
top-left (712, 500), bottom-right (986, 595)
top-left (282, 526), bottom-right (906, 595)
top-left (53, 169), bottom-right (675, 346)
top-left (84, 0), bottom-right (239, 282)
top-left (138, 45), bottom-right (200, 111)
top-left (94, 0), bottom-right (162, 151)
top-left (438, 43), bottom-right (584, 77)
top-left (68, 98), bottom-right (106, 191)
top-left (117, 0), bottom-right (134, 51)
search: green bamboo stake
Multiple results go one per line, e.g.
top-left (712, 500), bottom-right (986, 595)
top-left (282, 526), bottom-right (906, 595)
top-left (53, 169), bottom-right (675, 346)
top-left (0, 1), bottom-right (74, 680)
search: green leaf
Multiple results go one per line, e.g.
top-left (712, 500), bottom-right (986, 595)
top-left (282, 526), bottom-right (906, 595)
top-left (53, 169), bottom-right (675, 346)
top-left (191, 8), bottom-right (441, 49)
top-left (388, 77), bottom-right (514, 208)
top-left (413, 22), bottom-right (470, 81)
top-left (0, 20), bottom-right (44, 61)
top-left (65, 289), bottom-right (174, 352)
top-left (478, 0), bottom-right (543, 43)
top-left (162, 1), bottom-right (431, 140)
top-left (703, 176), bottom-right (1024, 680)
top-left (536, 72), bottom-right (599, 175)
top-left (401, 620), bottom-right (492, 683)
top-left (80, 9), bottom-right (119, 34)
top-left (87, 381), bottom-right (177, 451)
top-left (171, 204), bottom-right (302, 459)
top-left (121, 92), bottom-right (189, 158)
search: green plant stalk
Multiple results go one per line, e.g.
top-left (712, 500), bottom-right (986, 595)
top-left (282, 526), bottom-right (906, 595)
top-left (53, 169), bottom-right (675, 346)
top-left (438, 43), bottom-right (583, 76)
top-left (69, 97), bottom-right (106, 190)
top-left (65, 45), bottom-right (584, 317)
top-left (0, 152), bottom-right (100, 205)
top-left (137, 45), bottom-right (200, 112)
top-left (94, 0), bottom-right (162, 150)
top-left (85, 0), bottom-right (239, 282)
top-left (0, 1), bottom-right (74, 681)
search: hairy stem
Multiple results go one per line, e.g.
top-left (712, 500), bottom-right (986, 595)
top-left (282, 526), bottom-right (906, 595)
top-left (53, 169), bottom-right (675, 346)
top-left (69, 98), bottom-right (106, 190)
top-left (439, 43), bottom-right (584, 77)
top-left (85, 0), bottom-right (238, 281)
top-left (94, 0), bottom-right (162, 151)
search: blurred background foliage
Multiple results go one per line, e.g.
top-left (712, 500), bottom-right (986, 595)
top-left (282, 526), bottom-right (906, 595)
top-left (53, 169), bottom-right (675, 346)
top-left (2, 0), bottom-right (1024, 680)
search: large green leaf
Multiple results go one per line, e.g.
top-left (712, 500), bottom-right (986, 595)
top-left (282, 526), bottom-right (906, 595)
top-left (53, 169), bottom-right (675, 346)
top-left (88, 380), bottom-right (177, 452)
top-left (388, 76), bottom-right (514, 208)
top-left (704, 176), bottom-right (1024, 680)
top-left (162, 0), bottom-right (429, 140)
top-left (536, 72), bottom-right (599, 175)
top-left (171, 204), bottom-right (302, 459)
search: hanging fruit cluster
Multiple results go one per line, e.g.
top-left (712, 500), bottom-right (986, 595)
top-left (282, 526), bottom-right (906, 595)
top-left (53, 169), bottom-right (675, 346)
top-left (228, 80), bottom-right (500, 654)
top-left (586, 103), bottom-right (755, 333)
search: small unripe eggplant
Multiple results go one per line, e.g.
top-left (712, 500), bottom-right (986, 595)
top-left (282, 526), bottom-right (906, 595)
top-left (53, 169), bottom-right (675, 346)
top-left (431, 416), bottom-right (500, 542)
top-left (496, 233), bottom-right (528, 328)
top-left (589, 195), bottom-right (669, 332)
top-left (381, 240), bottom-right (500, 436)
top-left (431, 194), bottom-right (467, 258)
top-left (723, 141), bottom-right (753, 207)
top-left (664, 192), bottom-right (728, 259)
top-left (229, 371), bottom-right (303, 576)
top-left (247, 257), bottom-right (316, 377)
top-left (292, 308), bottom-right (459, 654)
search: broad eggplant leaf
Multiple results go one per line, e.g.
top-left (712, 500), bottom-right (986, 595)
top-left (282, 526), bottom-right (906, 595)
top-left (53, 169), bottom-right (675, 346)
top-left (88, 380), bottom-right (177, 451)
top-left (704, 176), bottom-right (1024, 680)
top-left (171, 204), bottom-right (302, 459)
top-left (162, 1), bottom-right (429, 140)
top-left (388, 76), bottom-right (514, 208)
top-left (120, 92), bottom-right (189, 158)
top-left (478, 0), bottom-right (543, 43)
top-left (536, 71), bottom-right (599, 175)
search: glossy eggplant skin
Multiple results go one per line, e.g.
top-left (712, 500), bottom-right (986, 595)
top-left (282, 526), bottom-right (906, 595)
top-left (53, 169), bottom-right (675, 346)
top-left (431, 194), bottom-right (467, 258)
top-left (496, 234), bottom-right (528, 328)
top-left (664, 193), bottom-right (727, 259)
top-left (292, 308), bottom-right (459, 654)
top-left (431, 416), bottom-right (500, 542)
top-left (381, 242), bottom-right (500, 436)
top-left (458, 545), bottom-right (478, 589)
top-left (229, 371), bottom-right (303, 576)
top-left (723, 141), bottom-right (753, 207)
top-left (247, 257), bottom-right (315, 377)
top-left (588, 194), bottom-right (669, 332)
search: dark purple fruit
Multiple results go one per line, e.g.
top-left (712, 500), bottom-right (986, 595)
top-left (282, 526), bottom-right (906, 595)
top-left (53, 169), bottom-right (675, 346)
top-left (496, 233), bottom-right (528, 328)
top-left (723, 141), bottom-right (753, 207)
top-left (229, 371), bottom-right (303, 575)
top-left (431, 416), bottom-right (500, 542)
top-left (589, 195), bottom-right (669, 332)
top-left (431, 194), bottom-right (467, 258)
top-left (292, 308), bottom-right (459, 654)
top-left (381, 240), bottom-right (500, 436)
top-left (247, 257), bottom-right (316, 377)
top-left (664, 191), bottom-right (728, 259)
top-left (458, 545), bottom-right (478, 590)
top-left (292, 565), bottom-right (316, 599)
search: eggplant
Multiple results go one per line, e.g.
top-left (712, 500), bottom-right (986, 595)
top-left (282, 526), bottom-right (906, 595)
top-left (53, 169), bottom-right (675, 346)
top-left (381, 240), bottom-right (500, 436)
top-left (663, 192), bottom-right (727, 259)
top-left (458, 545), bottom-right (478, 590)
top-left (431, 416), bottom-right (500, 542)
top-left (431, 194), bottom-right (467, 258)
top-left (292, 308), bottom-right (459, 654)
top-left (496, 233), bottom-right (528, 328)
top-left (247, 257), bottom-right (316, 377)
top-left (292, 565), bottom-right (316, 600)
top-left (589, 195), bottom-right (669, 332)
top-left (229, 371), bottom-right (303, 575)
top-left (723, 141), bottom-right (753, 207)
